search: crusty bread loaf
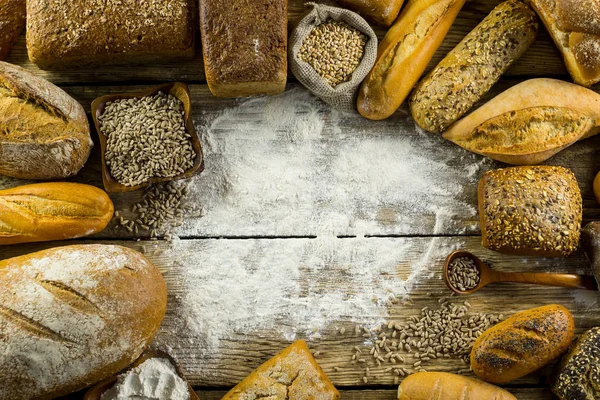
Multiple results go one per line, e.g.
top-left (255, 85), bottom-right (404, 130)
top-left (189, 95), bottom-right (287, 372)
top-left (357, 0), bottom-right (466, 120)
top-left (595, 172), bottom-right (600, 204)
top-left (552, 327), bottom-right (600, 400)
top-left (0, 183), bottom-right (114, 245)
top-left (0, 244), bottom-right (167, 400)
top-left (0, 61), bottom-right (92, 179)
top-left (397, 372), bottom-right (516, 400)
top-left (26, 0), bottom-right (195, 69)
top-left (334, 0), bottom-right (405, 27)
top-left (471, 305), bottom-right (575, 384)
top-left (478, 166), bottom-right (582, 257)
top-left (527, 0), bottom-right (600, 86)
top-left (409, 0), bottom-right (538, 133)
top-left (199, 0), bottom-right (288, 98)
top-left (222, 340), bottom-right (340, 400)
top-left (0, 0), bottom-right (25, 60)
top-left (583, 222), bottom-right (600, 287)
top-left (443, 78), bottom-right (600, 165)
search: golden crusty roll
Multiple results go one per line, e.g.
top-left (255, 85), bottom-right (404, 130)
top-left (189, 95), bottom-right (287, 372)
top-left (335, 0), bottom-right (405, 27)
top-left (471, 305), bottom-right (575, 384)
top-left (0, 182), bottom-right (114, 245)
top-left (443, 78), bottom-right (600, 165)
top-left (397, 372), bottom-right (517, 400)
top-left (595, 172), bottom-right (600, 204)
top-left (357, 0), bottom-right (466, 120)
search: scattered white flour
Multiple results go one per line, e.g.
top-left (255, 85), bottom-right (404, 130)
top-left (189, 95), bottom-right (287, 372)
top-left (101, 358), bottom-right (189, 400)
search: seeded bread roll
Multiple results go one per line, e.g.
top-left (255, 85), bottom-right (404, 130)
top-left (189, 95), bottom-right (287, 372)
top-left (527, 0), bottom-right (600, 86)
top-left (0, 244), bottom-right (167, 400)
top-left (334, 0), bottom-right (405, 27)
top-left (471, 305), bottom-right (575, 384)
top-left (357, 0), bottom-right (466, 120)
top-left (552, 327), bottom-right (600, 400)
top-left (0, 0), bottom-right (25, 60)
top-left (583, 222), bottom-right (600, 287)
top-left (0, 61), bottom-right (92, 180)
top-left (397, 372), bottom-right (517, 400)
top-left (409, 0), bottom-right (538, 133)
top-left (443, 79), bottom-right (600, 165)
top-left (478, 166), bottom-right (582, 257)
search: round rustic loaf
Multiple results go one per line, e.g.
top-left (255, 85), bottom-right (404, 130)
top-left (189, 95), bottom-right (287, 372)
top-left (0, 244), bottom-right (167, 400)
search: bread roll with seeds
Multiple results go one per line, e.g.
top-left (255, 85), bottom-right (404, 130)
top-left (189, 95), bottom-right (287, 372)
top-left (0, 182), bottom-right (114, 245)
top-left (0, 0), bottom-right (26, 60)
top-left (334, 0), bottom-right (405, 27)
top-left (397, 372), bottom-right (517, 400)
top-left (443, 78), bottom-right (600, 165)
top-left (471, 305), bottom-right (575, 384)
top-left (0, 244), bottom-right (167, 400)
top-left (583, 222), bottom-right (600, 287)
top-left (478, 166), bottom-right (582, 257)
top-left (409, 0), bottom-right (538, 133)
top-left (357, 0), bottom-right (466, 120)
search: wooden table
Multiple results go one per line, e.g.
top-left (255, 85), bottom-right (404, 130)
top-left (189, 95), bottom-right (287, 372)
top-left (2, 0), bottom-right (600, 399)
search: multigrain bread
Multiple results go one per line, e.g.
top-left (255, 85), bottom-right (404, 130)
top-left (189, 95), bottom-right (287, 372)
top-left (0, 0), bottom-right (25, 60)
top-left (409, 0), bottom-right (538, 133)
top-left (357, 0), bottom-right (466, 120)
top-left (199, 0), bottom-right (288, 98)
top-left (334, 0), bottom-right (405, 27)
top-left (26, 0), bottom-right (195, 69)
top-left (0, 244), bottom-right (167, 400)
top-left (583, 222), bottom-right (600, 286)
top-left (222, 340), bottom-right (340, 400)
top-left (552, 327), bottom-right (600, 400)
top-left (397, 372), bottom-right (517, 400)
top-left (478, 166), bottom-right (582, 257)
top-left (471, 305), bottom-right (575, 384)
top-left (443, 78), bottom-right (600, 165)
top-left (527, 0), bottom-right (600, 86)
top-left (0, 62), bottom-right (92, 179)
top-left (0, 183), bottom-right (114, 245)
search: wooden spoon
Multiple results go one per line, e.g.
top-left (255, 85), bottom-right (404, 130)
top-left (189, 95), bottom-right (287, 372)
top-left (443, 250), bottom-right (598, 295)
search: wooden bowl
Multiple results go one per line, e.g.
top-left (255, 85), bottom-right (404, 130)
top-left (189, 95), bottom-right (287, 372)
top-left (91, 82), bottom-right (204, 193)
top-left (83, 350), bottom-right (200, 400)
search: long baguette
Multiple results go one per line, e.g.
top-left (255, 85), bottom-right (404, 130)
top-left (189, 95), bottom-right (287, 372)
top-left (357, 0), bottom-right (466, 120)
top-left (334, 0), bottom-right (405, 27)
top-left (409, 0), bottom-right (538, 133)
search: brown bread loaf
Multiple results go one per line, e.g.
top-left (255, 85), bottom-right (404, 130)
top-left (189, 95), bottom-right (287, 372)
top-left (0, 244), bottom-right (167, 400)
top-left (222, 340), bottom-right (340, 400)
top-left (334, 0), bottom-right (405, 27)
top-left (409, 0), bottom-right (538, 133)
top-left (0, 61), bottom-right (92, 179)
top-left (357, 0), bottom-right (466, 120)
top-left (583, 222), bottom-right (600, 287)
top-left (26, 0), bottom-right (195, 69)
top-left (443, 79), bottom-right (600, 165)
top-left (0, 183), bottom-right (114, 245)
top-left (397, 372), bottom-right (517, 400)
top-left (552, 327), bottom-right (600, 400)
top-left (478, 166), bottom-right (582, 257)
top-left (0, 0), bottom-right (25, 60)
top-left (199, 0), bottom-right (288, 98)
top-left (471, 305), bottom-right (575, 384)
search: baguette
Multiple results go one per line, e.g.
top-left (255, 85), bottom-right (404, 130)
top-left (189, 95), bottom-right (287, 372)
top-left (409, 0), bottom-right (538, 133)
top-left (595, 172), bottom-right (600, 204)
top-left (0, 0), bottom-right (25, 60)
top-left (334, 0), bottom-right (405, 27)
top-left (0, 244), bottom-right (167, 400)
top-left (0, 61), bottom-right (92, 179)
top-left (443, 78), bottom-right (600, 165)
top-left (471, 305), bottom-right (575, 384)
top-left (0, 182), bottom-right (114, 245)
top-left (583, 222), bottom-right (600, 287)
top-left (357, 0), bottom-right (466, 120)
top-left (397, 372), bottom-right (516, 400)
top-left (478, 166), bottom-right (582, 257)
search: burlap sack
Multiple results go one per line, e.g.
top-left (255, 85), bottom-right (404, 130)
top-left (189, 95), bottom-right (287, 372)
top-left (289, 3), bottom-right (378, 112)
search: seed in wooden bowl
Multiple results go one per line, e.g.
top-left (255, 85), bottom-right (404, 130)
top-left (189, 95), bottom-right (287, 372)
top-left (298, 20), bottom-right (367, 87)
top-left (448, 257), bottom-right (480, 291)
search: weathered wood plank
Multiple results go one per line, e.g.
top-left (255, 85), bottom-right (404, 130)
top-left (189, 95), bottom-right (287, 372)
top-left (2, 236), bottom-right (597, 388)
top-left (5, 0), bottom-right (568, 85)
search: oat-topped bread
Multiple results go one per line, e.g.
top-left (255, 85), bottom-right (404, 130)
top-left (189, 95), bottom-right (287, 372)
top-left (0, 244), bottom-right (167, 400)
top-left (222, 340), bottom-right (340, 400)
top-left (0, 61), bottom-right (92, 179)
top-left (26, 0), bottom-right (195, 69)
top-left (199, 0), bottom-right (288, 98)
top-left (552, 327), bottom-right (600, 400)
top-left (478, 166), bottom-right (582, 257)
top-left (527, 0), bottom-right (600, 86)
top-left (0, 0), bottom-right (25, 60)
